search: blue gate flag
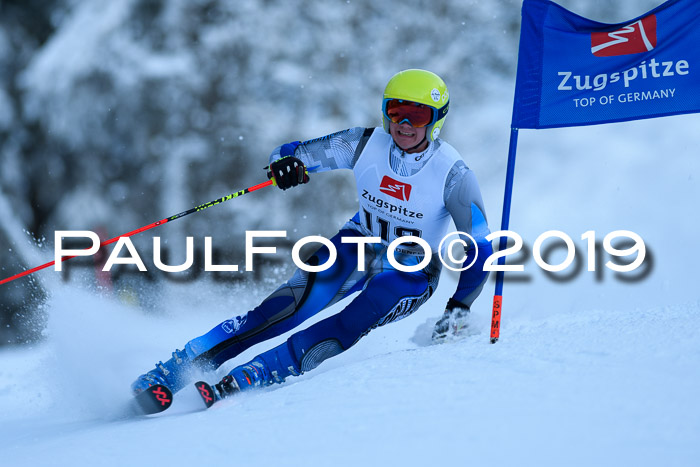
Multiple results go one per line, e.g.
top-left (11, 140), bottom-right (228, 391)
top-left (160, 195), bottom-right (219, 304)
top-left (512, 0), bottom-right (700, 129)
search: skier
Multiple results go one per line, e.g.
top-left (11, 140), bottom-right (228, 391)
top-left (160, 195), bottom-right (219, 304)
top-left (131, 69), bottom-right (493, 401)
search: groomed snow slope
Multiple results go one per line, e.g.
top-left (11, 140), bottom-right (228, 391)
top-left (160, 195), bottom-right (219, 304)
top-left (1, 286), bottom-right (698, 467)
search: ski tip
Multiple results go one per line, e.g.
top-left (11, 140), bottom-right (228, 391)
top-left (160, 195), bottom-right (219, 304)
top-left (132, 384), bottom-right (173, 415)
top-left (194, 381), bottom-right (217, 409)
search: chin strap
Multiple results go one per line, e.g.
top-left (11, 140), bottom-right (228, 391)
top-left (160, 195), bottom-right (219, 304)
top-left (401, 135), bottom-right (428, 153)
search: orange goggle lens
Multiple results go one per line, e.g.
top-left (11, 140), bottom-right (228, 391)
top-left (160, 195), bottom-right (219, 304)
top-left (383, 99), bottom-right (435, 128)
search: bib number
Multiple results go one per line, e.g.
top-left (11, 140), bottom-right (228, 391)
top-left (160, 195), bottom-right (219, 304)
top-left (362, 208), bottom-right (422, 246)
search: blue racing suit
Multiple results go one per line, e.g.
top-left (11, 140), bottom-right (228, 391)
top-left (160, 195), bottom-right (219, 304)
top-left (163, 127), bottom-right (492, 393)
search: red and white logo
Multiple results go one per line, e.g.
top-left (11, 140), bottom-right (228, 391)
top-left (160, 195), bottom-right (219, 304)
top-left (379, 176), bottom-right (412, 201)
top-left (591, 15), bottom-right (657, 57)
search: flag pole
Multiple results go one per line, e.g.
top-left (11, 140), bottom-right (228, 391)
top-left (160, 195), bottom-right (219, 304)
top-left (490, 126), bottom-right (519, 343)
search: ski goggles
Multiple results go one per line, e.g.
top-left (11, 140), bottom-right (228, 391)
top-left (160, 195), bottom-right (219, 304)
top-left (382, 98), bottom-right (448, 128)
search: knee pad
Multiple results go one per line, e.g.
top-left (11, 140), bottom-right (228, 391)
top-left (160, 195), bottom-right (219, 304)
top-left (299, 339), bottom-right (344, 372)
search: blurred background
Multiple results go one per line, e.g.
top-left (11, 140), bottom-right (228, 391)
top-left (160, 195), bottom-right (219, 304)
top-left (0, 0), bottom-right (677, 346)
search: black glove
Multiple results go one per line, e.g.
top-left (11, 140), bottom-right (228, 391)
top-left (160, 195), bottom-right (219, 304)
top-left (267, 156), bottom-right (310, 190)
top-left (432, 298), bottom-right (470, 341)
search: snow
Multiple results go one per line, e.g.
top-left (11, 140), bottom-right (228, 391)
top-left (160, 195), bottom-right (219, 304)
top-left (1, 285), bottom-right (698, 466)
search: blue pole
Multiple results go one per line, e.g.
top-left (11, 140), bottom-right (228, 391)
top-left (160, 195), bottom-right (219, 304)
top-left (490, 127), bottom-right (519, 343)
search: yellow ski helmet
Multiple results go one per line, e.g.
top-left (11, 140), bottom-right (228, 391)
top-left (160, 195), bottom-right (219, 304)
top-left (382, 69), bottom-right (450, 141)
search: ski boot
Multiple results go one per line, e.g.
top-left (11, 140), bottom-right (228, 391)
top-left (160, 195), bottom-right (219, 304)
top-left (195, 352), bottom-right (295, 408)
top-left (131, 348), bottom-right (194, 395)
top-left (194, 357), bottom-right (273, 408)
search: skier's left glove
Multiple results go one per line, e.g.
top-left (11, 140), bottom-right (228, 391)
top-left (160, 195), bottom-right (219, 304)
top-left (432, 298), bottom-right (470, 341)
top-left (267, 155), bottom-right (310, 190)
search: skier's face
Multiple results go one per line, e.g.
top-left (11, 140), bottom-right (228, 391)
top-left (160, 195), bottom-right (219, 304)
top-left (389, 121), bottom-right (428, 153)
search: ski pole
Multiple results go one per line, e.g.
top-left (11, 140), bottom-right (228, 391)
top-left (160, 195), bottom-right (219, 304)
top-left (0, 179), bottom-right (275, 286)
